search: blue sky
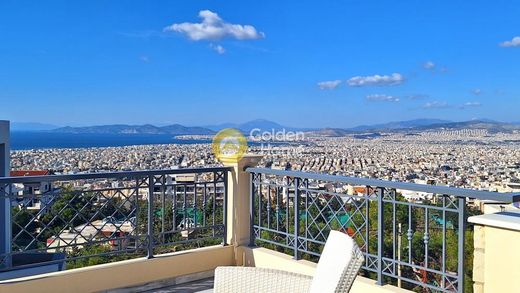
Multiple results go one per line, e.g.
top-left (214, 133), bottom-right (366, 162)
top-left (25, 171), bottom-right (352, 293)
top-left (0, 0), bottom-right (519, 128)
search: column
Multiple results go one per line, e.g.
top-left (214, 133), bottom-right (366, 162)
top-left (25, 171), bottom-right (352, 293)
top-left (221, 154), bottom-right (263, 247)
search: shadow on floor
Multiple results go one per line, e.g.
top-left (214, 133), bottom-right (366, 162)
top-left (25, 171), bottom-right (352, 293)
top-left (106, 277), bottom-right (214, 293)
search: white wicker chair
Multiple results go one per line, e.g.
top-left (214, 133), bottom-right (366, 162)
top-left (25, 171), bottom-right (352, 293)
top-left (214, 231), bottom-right (364, 293)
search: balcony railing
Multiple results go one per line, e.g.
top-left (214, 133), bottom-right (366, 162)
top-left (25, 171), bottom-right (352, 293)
top-left (247, 167), bottom-right (520, 293)
top-left (0, 167), bottom-right (231, 278)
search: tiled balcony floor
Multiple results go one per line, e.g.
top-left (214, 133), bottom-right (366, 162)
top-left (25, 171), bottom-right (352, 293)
top-left (106, 277), bottom-right (214, 293)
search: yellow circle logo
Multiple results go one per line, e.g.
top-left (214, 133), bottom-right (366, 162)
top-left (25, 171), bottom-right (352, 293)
top-left (212, 128), bottom-right (248, 161)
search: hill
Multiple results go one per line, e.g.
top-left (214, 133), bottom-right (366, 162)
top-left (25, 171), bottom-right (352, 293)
top-left (410, 120), bottom-right (520, 133)
top-left (52, 124), bottom-right (214, 135)
top-left (348, 119), bottom-right (452, 132)
top-left (205, 119), bottom-right (310, 132)
top-left (307, 119), bottom-right (520, 137)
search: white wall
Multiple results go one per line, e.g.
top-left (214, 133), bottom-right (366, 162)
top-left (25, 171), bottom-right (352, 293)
top-left (0, 120), bottom-right (9, 176)
top-left (0, 120), bottom-right (10, 263)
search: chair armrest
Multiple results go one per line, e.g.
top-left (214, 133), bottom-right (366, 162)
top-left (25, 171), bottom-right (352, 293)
top-left (214, 266), bottom-right (313, 293)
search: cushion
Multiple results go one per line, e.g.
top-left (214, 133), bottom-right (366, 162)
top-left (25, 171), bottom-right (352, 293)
top-left (309, 230), bottom-right (355, 293)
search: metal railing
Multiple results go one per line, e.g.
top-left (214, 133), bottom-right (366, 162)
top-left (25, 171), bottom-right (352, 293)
top-left (247, 167), bottom-right (519, 293)
top-left (0, 167), bottom-right (231, 277)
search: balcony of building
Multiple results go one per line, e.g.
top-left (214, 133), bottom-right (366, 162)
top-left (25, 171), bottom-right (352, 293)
top-left (0, 153), bottom-right (519, 293)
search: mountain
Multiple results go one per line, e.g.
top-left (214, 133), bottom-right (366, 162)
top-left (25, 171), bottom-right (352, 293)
top-left (237, 119), bottom-right (288, 132)
top-left (348, 119), bottom-right (452, 132)
top-left (159, 124), bottom-right (214, 135)
top-left (11, 122), bottom-right (60, 131)
top-left (53, 124), bottom-right (163, 134)
top-left (203, 123), bottom-right (237, 131)
top-left (23, 118), bottom-right (520, 137)
top-left (306, 128), bottom-right (354, 137)
top-left (411, 120), bottom-right (520, 133)
top-left (205, 119), bottom-right (311, 132)
top-left (307, 119), bottom-right (520, 137)
top-left (52, 124), bottom-right (214, 135)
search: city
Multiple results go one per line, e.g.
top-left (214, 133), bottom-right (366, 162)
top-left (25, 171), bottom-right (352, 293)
top-left (10, 131), bottom-right (520, 196)
top-left (1, 1), bottom-right (520, 293)
top-left (4, 123), bottom-right (520, 293)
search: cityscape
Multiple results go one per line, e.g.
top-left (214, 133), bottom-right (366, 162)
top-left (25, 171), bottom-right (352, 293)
top-left (10, 127), bottom-right (520, 196)
top-left (4, 121), bottom-right (520, 292)
top-left (1, 1), bottom-right (520, 293)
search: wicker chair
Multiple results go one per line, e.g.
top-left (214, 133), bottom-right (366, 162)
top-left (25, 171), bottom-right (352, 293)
top-left (214, 231), bottom-right (364, 293)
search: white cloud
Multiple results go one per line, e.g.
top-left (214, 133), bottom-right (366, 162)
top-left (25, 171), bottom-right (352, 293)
top-left (366, 94), bottom-right (400, 102)
top-left (472, 88), bottom-right (482, 95)
top-left (139, 56), bottom-right (150, 62)
top-left (210, 43), bottom-right (226, 54)
top-left (499, 36), bottom-right (520, 47)
top-left (461, 101), bottom-right (482, 108)
top-left (164, 10), bottom-right (265, 41)
top-left (422, 101), bottom-right (450, 109)
top-left (422, 101), bottom-right (482, 110)
top-left (347, 73), bottom-right (405, 87)
top-left (317, 80), bottom-right (342, 90)
top-left (423, 61), bottom-right (435, 70)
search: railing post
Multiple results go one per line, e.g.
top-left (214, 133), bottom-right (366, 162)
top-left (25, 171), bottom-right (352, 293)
top-left (294, 177), bottom-right (300, 260)
top-left (377, 187), bottom-right (385, 285)
top-left (222, 171), bottom-right (228, 246)
top-left (457, 197), bottom-right (466, 292)
top-left (249, 172), bottom-right (255, 247)
top-left (147, 175), bottom-right (154, 259)
top-left (221, 154), bottom-right (263, 250)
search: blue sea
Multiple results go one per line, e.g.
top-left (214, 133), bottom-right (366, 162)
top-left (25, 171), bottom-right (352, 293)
top-left (10, 132), bottom-right (212, 150)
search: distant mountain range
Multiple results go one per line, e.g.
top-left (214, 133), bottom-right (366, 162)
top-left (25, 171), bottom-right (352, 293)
top-left (10, 118), bottom-right (520, 136)
top-left (52, 124), bottom-right (215, 135)
top-left (348, 119), bottom-right (452, 132)
top-left (50, 119), bottom-right (308, 135)
top-left (204, 119), bottom-right (308, 132)
top-left (305, 128), bottom-right (353, 137)
top-left (410, 120), bottom-right (520, 133)
top-left (309, 119), bottom-right (520, 136)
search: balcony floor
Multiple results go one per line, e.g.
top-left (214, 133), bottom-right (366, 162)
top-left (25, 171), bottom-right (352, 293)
top-left (106, 277), bottom-right (214, 293)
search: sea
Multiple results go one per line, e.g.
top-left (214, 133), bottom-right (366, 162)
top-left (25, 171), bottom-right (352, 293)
top-left (10, 132), bottom-right (212, 150)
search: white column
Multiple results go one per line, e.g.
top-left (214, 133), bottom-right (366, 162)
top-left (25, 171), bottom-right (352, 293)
top-left (0, 120), bottom-right (11, 267)
top-left (469, 212), bottom-right (520, 293)
top-left (221, 154), bottom-right (263, 249)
